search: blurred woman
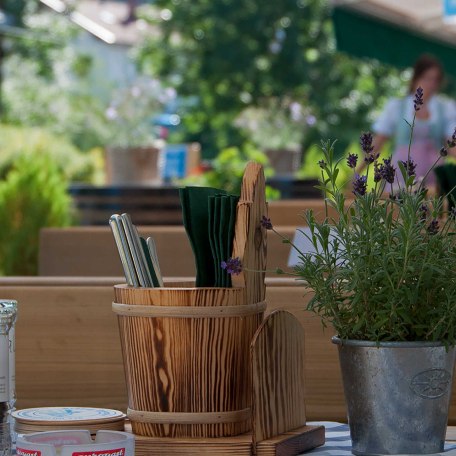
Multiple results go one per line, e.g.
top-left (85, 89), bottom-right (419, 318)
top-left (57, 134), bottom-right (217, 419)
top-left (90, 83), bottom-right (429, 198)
top-left (372, 54), bottom-right (456, 186)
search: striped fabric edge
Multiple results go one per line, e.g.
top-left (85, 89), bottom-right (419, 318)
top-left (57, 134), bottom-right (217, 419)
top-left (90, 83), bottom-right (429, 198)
top-left (305, 422), bottom-right (456, 456)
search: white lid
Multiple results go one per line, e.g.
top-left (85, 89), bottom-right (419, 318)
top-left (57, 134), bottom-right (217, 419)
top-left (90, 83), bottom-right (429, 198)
top-left (12, 407), bottom-right (125, 424)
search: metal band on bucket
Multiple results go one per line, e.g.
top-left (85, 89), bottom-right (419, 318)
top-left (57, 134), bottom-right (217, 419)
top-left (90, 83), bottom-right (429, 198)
top-left (127, 407), bottom-right (251, 424)
top-left (112, 301), bottom-right (266, 318)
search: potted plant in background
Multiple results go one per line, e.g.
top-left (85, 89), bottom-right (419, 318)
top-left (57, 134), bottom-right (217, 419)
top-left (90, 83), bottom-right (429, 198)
top-left (234, 96), bottom-right (309, 176)
top-left (104, 77), bottom-right (178, 185)
top-left (263, 88), bottom-right (456, 455)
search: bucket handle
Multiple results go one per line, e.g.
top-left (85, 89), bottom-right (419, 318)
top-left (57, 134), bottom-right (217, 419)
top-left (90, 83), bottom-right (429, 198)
top-left (112, 300), bottom-right (266, 318)
top-left (127, 407), bottom-right (251, 424)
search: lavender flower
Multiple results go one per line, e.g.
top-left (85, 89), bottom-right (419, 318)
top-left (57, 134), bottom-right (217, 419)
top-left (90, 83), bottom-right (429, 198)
top-left (373, 163), bottom-right (382, 183)
top-left (379, 158), bottom-right (396, 184)
top-left (347, 153), bottom-right (358, 169)
top-left (399, 159), bottom-right (417, 177)
top-left (414, 86), bottom-right (424, 111)
top-left (352, 174), bottom-right (367, 196)
top-left (427, 219), bottom-right (439, 235)
top-left (440, 147), bottom-right (448, 157)
top-left (360, 132), bottom-right (374, 155)
top-left (419, 204), bottom-right (428, 221)
top-left (260, 216), bottom-right (273, 230)
top-left (318, 160), bottom-right (326, 169)
top-left (449, 128), bottom-right (456, 148)
top-left (221, 257), bottom-right (242, 275)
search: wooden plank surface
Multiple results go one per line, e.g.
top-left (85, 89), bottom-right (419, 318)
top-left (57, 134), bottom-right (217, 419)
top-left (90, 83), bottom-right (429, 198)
top-left (38, 225), bottom-right (295, 278)
top-left (0, 281), bottom-right (347, 422)
top-left (132, 424), bottom-right (324, 456)
top-left (231, 162), bottom-right (268, 304)
top-left (251, 311), bottom-right (307, 447)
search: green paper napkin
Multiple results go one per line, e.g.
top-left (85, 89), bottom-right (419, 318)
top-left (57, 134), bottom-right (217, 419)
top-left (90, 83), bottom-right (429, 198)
top-left (180, 187), bottom-right (239, 288)
top-left (180, 186), bottom-right (227, 287)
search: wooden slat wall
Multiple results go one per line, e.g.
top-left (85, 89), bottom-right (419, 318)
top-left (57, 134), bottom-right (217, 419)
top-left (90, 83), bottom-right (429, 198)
top-left (0, 280), bottom-right (348, 422)
top-left (38, 226), bottom-right (296, 278)
top-left (6, 279), bottom-right (456, 424)
top-left (38, 199), bottom-right (343, 278)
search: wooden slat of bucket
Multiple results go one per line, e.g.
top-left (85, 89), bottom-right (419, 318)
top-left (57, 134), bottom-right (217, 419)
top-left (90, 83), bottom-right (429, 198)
top-left (115, 283), bottom-right (243, 307)
top-left (251, 311), bottom-right (307, 448)
top-left (231, 162), bottom-right (268, 305)
top-left (114, 285), bottom-right (263, 438)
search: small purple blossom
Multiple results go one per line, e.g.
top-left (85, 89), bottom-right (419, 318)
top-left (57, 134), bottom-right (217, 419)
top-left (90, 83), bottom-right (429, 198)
top-left (414, 87), bottom-right (424, 112)
top-left (364, 153), bottom-right (379, 164)
top-left (318, 160), bottom-right (326, 169)
top-left (379, 157), bottom-right (396, 184)
top-left (352, 174), bottom-right (367, 196)
top-left (360, 132), bottom-right (374, 155)
top-left (440, 147), bottom-right (449, 157)
top-left (306, 114), bottom-right (317, 126)
top-left (399, 159), bottom-right (417, 177)
top-left (347, 153), bottom-right (358, 169)
top-left (448, 128), bottom-right (456, 149)
top-left (260, 216), bottom-right (273, 230)
top-left (105, 106), bottom-right (118, 120)
top-left (427, 219), bottom-right (439, 235)
top-left (419, 204), bottom-right (428, 221)
top-left (374, 163), bottom-right (382, 183)
top-left (221, 257), bottom-right (242, 275)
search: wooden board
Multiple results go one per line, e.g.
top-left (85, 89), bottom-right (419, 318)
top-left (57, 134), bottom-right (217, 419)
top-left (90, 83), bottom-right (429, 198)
top-left (231, 162), bottom-right (268, 304)
top-left (255, 425), bottom-right (325, 456)
top-left (251, 311), bottom-right (308, 447)
top-left (132, 424), bottom-right (324, 456)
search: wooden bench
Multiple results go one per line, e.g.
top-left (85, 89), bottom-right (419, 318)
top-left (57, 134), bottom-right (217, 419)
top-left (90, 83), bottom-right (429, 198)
top-left (0, 276), bottom-right (345, 422)
top-left (38, 226), bottom-right (296, 277)
top-left (3, 276), bottom-right (456, 424)
top-left (38, 199), bottom-right (345, 277)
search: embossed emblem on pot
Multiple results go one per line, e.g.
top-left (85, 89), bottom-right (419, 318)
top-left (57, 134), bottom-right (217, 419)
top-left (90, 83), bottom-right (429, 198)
top-left (410, 369), bottom-right (451, 398)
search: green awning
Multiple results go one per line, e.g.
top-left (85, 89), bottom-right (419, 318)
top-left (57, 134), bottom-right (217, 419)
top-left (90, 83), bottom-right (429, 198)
top-left (333, 6), bottom-right (456, 78)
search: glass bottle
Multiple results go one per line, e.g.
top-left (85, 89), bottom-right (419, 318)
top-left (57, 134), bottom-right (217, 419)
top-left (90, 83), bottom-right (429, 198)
top-left (0, 300), bottom-right (17, 448)
top-left (0, 305), bottom-right (13, 455)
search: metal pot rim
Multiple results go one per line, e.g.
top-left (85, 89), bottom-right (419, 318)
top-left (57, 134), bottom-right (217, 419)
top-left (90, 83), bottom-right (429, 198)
top-left (332, 336), bottom-right (450, 348)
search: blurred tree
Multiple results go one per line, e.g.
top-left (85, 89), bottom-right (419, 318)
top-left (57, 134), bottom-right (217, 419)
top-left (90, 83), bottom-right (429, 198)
top-left (135, 0), bottom-right (404, 158)
top-left (2, 2), bottom-right (109, 151)
top-left (3, 0), bottom-right (28, 26)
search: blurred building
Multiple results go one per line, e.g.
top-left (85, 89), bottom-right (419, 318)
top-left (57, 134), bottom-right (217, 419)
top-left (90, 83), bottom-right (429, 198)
top-left (39, 0), bottom-right (157, 99)
top-left (332, 0), bottom-right (456, 77)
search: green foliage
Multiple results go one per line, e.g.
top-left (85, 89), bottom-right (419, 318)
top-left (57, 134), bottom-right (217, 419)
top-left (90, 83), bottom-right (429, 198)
top-left (290, 115), bottom-right (456, 344)
top-left (0, 154), bottom-right (72, 275)
top-left (3, 54), bottom-right (109, 152)
top-left (2, 7), bottom-right (109, 151)
top-left (181, 146), bottom-right (280, 199)
top-left (135, 0), bottom-right (404, 157)
top-left (0, 124), bottom-right (98, 182)
top-left (6, 2), bottom-right (79, 79)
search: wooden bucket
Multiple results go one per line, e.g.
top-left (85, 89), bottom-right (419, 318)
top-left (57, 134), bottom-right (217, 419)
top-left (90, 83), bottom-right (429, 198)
top-left (113, 282), bottom-right (266, 438)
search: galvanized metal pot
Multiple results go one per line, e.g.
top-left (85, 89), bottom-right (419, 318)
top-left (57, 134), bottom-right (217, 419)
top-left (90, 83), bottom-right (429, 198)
top-left (332, 337), bottom-right (456, 455)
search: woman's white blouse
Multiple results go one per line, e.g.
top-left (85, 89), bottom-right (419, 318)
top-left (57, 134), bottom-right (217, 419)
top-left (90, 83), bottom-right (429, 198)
top-left (373, 95), bottom-right (456, 140)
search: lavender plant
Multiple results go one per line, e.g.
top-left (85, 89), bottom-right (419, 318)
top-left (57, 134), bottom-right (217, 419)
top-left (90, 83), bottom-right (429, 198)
top-left (285, 88), bottom-right (456, 343)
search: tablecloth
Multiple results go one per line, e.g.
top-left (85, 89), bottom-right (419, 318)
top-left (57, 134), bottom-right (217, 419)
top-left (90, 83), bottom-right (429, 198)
top-left (306, 422), bottom-right (456, 456)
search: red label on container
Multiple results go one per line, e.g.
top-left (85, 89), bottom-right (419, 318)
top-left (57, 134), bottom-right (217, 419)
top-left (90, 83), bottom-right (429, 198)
top-left (73, 449), bottom-right (125, 456)
top-left (17, 449), bottom-right (41, 456)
